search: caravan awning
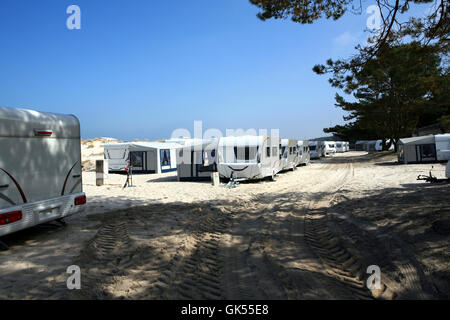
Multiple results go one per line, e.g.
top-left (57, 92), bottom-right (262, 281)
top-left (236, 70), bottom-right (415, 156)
top-left (398, 135), bottom-right (435, 145)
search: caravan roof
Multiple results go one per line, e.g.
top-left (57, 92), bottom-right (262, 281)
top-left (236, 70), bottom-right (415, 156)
top-left (178, 138), bottom-right (218, 150)
top-left (105, 141), bottom-right (183, 150)
top-left (0, 106), bottom-right (80, 138)
top-left (398, 135), bottom-right (435, 145)
top-left (219, 136), bottom-right (267, 147)
top-left (435, 134), bottom-right (450, 142)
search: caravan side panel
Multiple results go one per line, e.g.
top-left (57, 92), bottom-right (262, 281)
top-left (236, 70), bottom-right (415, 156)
top-left (436, 135), bottom-right (450, 161)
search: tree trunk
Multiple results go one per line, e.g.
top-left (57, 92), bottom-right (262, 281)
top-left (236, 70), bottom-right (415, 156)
top-left (393, 138), bottom-right (399, 152)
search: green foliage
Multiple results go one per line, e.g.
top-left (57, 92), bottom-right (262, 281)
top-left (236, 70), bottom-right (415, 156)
top-left (323, 121), bottom-right (378, 143)
top-left (321, 43), bottom-right (447, 145)
top-left (440, 115), bottom-right (450, 131)
top-left (249, 0), bottom-right (351, 23)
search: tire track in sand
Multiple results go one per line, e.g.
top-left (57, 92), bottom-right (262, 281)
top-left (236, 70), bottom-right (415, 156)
top-left (303, 162), bottom-right (385, 299)
top-left (151, 206), bottom-right (233, 300)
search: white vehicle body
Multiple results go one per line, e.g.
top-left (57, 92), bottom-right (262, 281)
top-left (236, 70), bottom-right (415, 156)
top-left (435, 134), bottom-right (450, 161)
top-left (281, 139), bottom-right (299, 171)
top-left (375, 139), bottom-right (395, 151)
top-left (322, 141), bottom-right (336, 156)
top-left (218, 136), bottom-right (281, 180)
top-left (0, 106), bottom-right (86, 238)
top-left (335, 141), bottom-right (345, 153)
top-left (343, 141), bottom-right (350, 152)
top-left (297, 140), bottom-right (310, 165)
top-left (308, 141), bottom-right (322, 159)
top-left (104, 142), bottom-right (181, 174)
top-left (176, 139), bottom-right (219, 181)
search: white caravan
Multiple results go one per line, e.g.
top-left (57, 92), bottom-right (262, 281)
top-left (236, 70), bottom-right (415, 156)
top-left (335, 141), bottom-right (345, 153)
top-left (218, 136), bottom-right (281, 181)
top-left (0, 106), bottom-right (86, 241)
top-left (322, 141), bottom-right (336, 156)
top-left (281, 139), bottom-right (299, 171)
top-left (176, 139), bottom-right (219, 181)
top-left (435, 134), bottom-right (450, 161)
top-left (341, 141), bottom-right (349, 152)
top-left (308, 141), bottom-right (322, 159)
top-left (375, 139), bottom-right (395, 151)
top-left (104, 142), bottom-right (181, 173)
top-left (297, 140), bottom-right (310, 165)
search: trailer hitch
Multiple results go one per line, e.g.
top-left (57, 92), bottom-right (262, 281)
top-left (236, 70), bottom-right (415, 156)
top-left (225, 172), bottom-right (246, 189)
top-left (225, 172), bottom-right (239, 189)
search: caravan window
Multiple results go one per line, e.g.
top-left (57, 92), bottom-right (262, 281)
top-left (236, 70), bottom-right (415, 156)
top-left (266, 147), bottom-right (271, 157)
top-left (233, 146), bottom-right (259, 161)
top-left (106, 149), bottom-right (127, 159)
top-left (202, 149), bottom-right (216, 166)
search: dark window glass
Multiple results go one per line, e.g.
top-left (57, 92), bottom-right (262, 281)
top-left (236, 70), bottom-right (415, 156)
top-left (234, 146), bottom-right (258, 161)
top-left (130, 152), bottom-right (143, 167)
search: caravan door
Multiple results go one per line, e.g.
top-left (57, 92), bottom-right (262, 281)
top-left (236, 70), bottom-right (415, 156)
top-left (160, 149), bottom-right (172, 173)
top-left (130, 151), bottom-right (146, 172)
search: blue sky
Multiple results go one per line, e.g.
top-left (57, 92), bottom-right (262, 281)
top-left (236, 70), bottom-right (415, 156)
top-left (0, 0), bottom-right (428, 140)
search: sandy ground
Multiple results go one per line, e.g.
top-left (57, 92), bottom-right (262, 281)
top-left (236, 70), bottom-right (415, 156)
top-left (0, 151), bottom-right (449, 299)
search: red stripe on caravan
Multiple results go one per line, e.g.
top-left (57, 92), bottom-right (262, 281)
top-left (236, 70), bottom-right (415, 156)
top-left (0, 168), bottom-right (28, 203)
top-left (227, 166), bottom-right (249, 172)
top-left (61, 162), bottom-right (78, 196)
